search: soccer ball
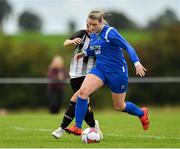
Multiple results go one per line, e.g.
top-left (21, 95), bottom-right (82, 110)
top-left (81, 127), bottom-right (101, 143)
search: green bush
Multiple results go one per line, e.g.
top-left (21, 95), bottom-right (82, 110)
top-left (0, 27), bottom-right (180, 109)
top-left (128, 26), bottom-right (180, 105)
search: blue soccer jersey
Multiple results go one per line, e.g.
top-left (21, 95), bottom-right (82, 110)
top-left (85, 25), bottom-right (140, 72)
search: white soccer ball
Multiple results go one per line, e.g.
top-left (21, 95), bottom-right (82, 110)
top-left (81, 127), bottom-right (101, 143)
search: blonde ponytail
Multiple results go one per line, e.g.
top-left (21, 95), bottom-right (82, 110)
top-left (88, 10), bottom-right (107, 24)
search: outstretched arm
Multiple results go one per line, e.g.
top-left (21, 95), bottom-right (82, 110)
top-left (108, 28), bottom-right (147, 77)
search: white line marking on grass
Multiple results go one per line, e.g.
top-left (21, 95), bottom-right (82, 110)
top-left (10, 127), bottom-right (180, 141)
top-left (10, 126), bottom-right (52, 132)
top-left (105, 132), bottom-right (180, 140)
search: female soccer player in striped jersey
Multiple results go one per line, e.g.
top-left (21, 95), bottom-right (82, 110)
top-left (66, 10), bottom-right (150, 135)
top-left (52, 24), bottom-right (103, 139)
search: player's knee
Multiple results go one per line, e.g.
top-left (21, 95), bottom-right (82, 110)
top-left (114, 104), bottom-right (125, 111)
top-left (79, 87), bottom-right (90, 98)
top-left (70, 95), bottom-right (77, 102)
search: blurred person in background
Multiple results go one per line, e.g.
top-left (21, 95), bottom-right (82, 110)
top-left (52, 24), bottom-right (103, 139)
top-left (66, 10), bottom-right (150, 136)
top-left (47, 55), bottom-right (68, 114)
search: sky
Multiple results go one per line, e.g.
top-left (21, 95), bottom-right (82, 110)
top-left (4, 0), bottom-right (180, 34)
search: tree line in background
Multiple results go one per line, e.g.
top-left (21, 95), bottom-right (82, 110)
top-left (0, 0), bottom-right (180, 34)
top-left (0, 0), bottom-right (180, 109)
top-left (0, 25), bottom-right (180, 108)
top-left (0, 0), bottom-right (42, 33)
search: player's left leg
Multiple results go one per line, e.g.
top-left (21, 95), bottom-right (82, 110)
top-left (52, 90), bottom-right (79, 139)
top-left (84, 103), bottom-right (95, 127)
top-left (111, 92), bottom-right (150, 130)
top-left (107, 71), bottom-right (149, 130)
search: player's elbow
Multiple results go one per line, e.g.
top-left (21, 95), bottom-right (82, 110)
top-left (63, 40), bottom-right (69, 47)
top-left (114, 107), bottom-right (123, 111)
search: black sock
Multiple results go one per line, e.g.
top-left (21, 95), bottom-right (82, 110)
top-left (60, 101), bottom-right (76, 129)
top-left (84, 104), bottom-right (95, 127)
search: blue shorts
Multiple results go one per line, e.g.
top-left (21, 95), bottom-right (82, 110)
top-left (89, 67), bottom-right (128, 94)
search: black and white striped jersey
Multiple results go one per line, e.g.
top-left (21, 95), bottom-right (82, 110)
top-left (69, 30), bottom-right (95, 79)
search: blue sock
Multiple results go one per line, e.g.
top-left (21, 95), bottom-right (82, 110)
top-left (123, 101), bottom-right (144, 117)
top-left (75, 96), bottom-right (88, 128)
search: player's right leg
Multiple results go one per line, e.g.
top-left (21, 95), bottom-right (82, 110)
top-left (66, 72), bottom-right (104, 135)
top-left (52, 76), bottom-right (103, 138)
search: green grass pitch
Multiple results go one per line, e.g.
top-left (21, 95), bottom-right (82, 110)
top-left (0, 107), bottom-right (180, 148)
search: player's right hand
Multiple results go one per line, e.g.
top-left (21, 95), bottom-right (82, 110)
top-left (72, 38), bottom-right (82, 45)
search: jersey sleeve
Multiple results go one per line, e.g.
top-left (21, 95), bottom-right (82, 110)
top-left (69, 30), bottom-right (86, 40)
top-left (107, 28), bottom-right (140, 64)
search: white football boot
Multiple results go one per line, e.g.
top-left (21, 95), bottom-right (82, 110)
top-left (95, 120), bottom-right (103, 140)
top-left (52, 127), bottom-right (65, 139)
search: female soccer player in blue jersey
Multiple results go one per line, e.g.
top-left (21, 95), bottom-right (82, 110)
top-left (65, 10), bottom-right (150, 136)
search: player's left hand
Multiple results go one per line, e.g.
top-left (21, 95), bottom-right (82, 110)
top-left (135, 63), bottom-right (147, 77)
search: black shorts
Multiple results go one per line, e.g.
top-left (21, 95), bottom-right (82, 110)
top-left (70, 76), bottom-right (85, 93)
